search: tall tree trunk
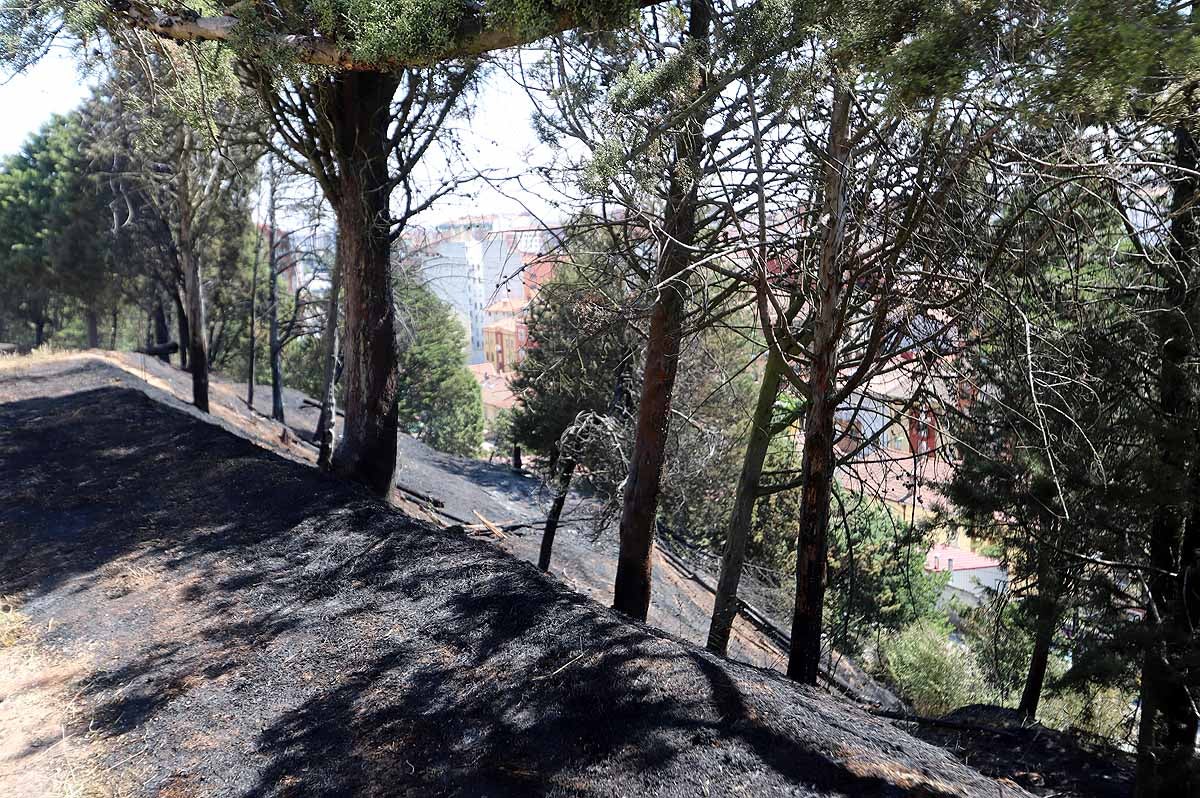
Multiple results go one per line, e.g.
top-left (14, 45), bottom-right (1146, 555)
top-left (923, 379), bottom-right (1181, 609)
top-left (247, 230), bottom-right (260, 408)
top-left (111, 306), bottom-right (120, 350)
top-left (268, 162), bottom-right (285, 423)
top-left (611, 0), bottom-right (710, 622)
top-left (182, 243), bottom-right (209, 412)
top-left (85, 308), bottom-right (100, 349)
top-left (539, 458), bottom-right (576, 572)
top-left (268, 259), bottom-right (284, 421)
top-left (707, 346), bottom-right (785, 654)
top-left (1135, 117), bottom-right (1200, 798)
top-left (34, 318), bottom-right (45, 347)
top-left (178, 145), bottom-right (209, 411)
top-left (786, 83), bottom-right (852, 685)
top-left (174, 289), bottom-right (189, 371)
top-left (329, 71), bottom-right (403, 497)
top-left (316, 259), bottom-right (343, 471)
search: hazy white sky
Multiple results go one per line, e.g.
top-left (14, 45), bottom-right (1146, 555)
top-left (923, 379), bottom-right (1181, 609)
top-left (0, 48), bottom-right (95, 155)
top-left (0, 50), bottom-right (562, 227)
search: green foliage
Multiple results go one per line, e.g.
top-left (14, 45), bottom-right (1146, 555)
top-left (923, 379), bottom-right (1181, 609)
top-left (0, 112), bottom-right (120, 347)
top-left (510, 254), bottom-right (634, 458)
top-left (824, 493), bottom-right (946, 657)
top-left (958, 597), bottom-right (1036, 701)
top-left (1038, 684), bottom-right (1135, 743)
top-left (750, 468), bottom-right (945, 652)
top-left (881, 620), bottom-right (994, 716)
top-left (394, 271), bottom-right (484, 457)
top-left (224, 0), bottom-right (636, 66)
top-left (279, 327), bottom-right (337, 401)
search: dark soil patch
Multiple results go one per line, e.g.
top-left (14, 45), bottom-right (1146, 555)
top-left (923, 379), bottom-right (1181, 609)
top-left (1, 374), bottom-right (1027, 796)
top-left (899, 705), bottom-right (1134, 798)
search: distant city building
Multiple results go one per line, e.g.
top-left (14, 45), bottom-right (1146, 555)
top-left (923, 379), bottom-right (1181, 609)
top-left (924, 543), bottom-right (1007, 607)
top-left (401, 215), bottom-right (547, 364)
top-left (468, 361), bottom-right (516, 425)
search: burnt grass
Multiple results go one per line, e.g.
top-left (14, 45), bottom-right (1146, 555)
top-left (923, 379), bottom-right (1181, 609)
top-left (1, 374), bottom-right (1028, 796)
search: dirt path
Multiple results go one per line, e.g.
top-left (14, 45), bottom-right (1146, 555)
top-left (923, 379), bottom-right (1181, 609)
top-left (0, 361), bottom-right (1026, 797)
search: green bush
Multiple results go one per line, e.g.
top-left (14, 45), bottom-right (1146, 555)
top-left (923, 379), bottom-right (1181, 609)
top-left (1038, 685), bottom-right (1135, 743)
top-left (880, 620), bottom-right (994, 716)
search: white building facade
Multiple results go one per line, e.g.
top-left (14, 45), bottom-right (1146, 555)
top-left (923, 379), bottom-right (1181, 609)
top-left (403, 216), bottom-right (545, 364)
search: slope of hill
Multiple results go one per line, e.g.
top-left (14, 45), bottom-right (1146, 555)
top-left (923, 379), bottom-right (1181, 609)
top-left (0, 357), bottom-right (1026, 797)
top-left (0, 352), bottom-right (898, 705)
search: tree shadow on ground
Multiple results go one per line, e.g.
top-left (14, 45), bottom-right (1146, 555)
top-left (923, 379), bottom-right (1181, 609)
top-left (0, 385), bottom-right (1019, 798)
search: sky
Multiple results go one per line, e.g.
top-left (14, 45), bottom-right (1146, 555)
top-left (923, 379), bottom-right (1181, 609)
top-left (0, 48), bottom-right (95, 155)
top-left (0, 50), bottom-right (563, 229)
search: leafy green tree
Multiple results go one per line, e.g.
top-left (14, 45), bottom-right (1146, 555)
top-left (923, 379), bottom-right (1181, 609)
top-left (0, 112), bottom-right (121, 349)
top-left (393, 272), bottom-right (483, 457)
top-left (3, 0), bottom-right (645, 493)
top-left (0, 128), bottom-right (58, 347)
top-left (823, 491), bottom-right (945, 659)
top-left (510, 256), bottom-right (635, 570)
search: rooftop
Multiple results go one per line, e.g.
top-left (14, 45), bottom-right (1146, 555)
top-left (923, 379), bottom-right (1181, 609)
top-left (924, 543), bottom-right (1001, 573)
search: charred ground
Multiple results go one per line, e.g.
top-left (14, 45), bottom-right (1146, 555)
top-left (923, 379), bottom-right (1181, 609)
top-left (0, 364), bottom-right (1026, 797)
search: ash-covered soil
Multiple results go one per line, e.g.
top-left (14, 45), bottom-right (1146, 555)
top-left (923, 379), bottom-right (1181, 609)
top-left (1, 369), bottom-right (1026, 796)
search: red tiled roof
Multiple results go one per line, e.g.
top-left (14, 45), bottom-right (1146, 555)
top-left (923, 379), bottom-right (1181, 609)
top-left (924, 543), bottom-right (1000, 573)
top-left (468, 362), bottom-right (516, 411)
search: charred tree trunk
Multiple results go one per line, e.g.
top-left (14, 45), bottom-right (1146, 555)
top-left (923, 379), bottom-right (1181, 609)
top-left (178, 137), bottom-right (209, 413)
top-left (1134, 117), bottom-right (1200, 798)
top-left (34, 318), bottom-right (46, 348)
top-left (786, 83), bottom-right (851, 685)
top-left (85, 308), bottom-right (100, 349)
top-left (707, 346), bottom-right (785, 654)
top-left (316, 259), bottom-right (343, 471)
top-left (329, 71), bottom-right (403, 497)
top-left (268, 257), bottom-right (285, 421)
top-left (111, 306), bottom-right (120, 350)
top-left (247, 230), bottom-right (260, 408)
top-left (182, 243), bottom-right (209, 412)
top-left (538, 458), bottom-right (576, 572)
top-left (1018, 583), bottom-right (1060, 720)
top-left (512, 444), bottom-right (522, 471)
top-left (611, 0), bottom-right (710, 622)
top-left (173, 290), bottom-right (189, 370)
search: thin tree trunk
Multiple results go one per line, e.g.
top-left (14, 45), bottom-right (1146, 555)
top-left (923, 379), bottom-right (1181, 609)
top-left (268, 256), bottom-right (284, 421)
top-left (538, 458), bottom-right (576, 572)
top-left (247, 227), bottom-right (260, 407)
top-left (178, 135), bottom-right (209, 413)
top-left (787, 82), bottom-right (852, 685)
top-left (1018, 590), bottom-right (1059, 720)
top-left (34, 318), bottom-right (45, 347)
top-left (85, 308), bottom-right (100, 349)
top-left (174, 289), bottom-right (189, 371)
top-left (268, 161), bottom-right (285, 423)
top-left (316, 259), bottom-right (342, 471)
top-left (182, 243), bottom-right (209, 412)
top-left (612, 0), bottom-right (710, 622)
top-left (111, 306), bottom-right (121, 350)
top-left (707, 346), bottom-right (785, 654)
top-left (329, 71), bottom-right (403, 497)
